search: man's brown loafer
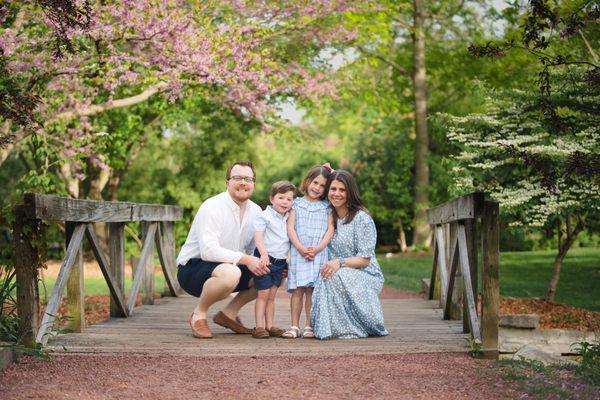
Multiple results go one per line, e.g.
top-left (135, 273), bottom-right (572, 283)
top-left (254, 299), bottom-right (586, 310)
top-left (212, 311), bottom-right (252, 334)
top-left (252, 327), bottom-right (270, 339)
top-left (267, 326), bottom-right (286, 337)
top-left (189, 314), bottom-right (213, 338)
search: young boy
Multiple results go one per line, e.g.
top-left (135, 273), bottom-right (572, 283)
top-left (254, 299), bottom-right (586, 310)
top-left (251, 181), bottom-right (296, 338)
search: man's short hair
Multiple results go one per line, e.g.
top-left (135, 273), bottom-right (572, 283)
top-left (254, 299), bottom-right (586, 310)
top-left (270, 181), bottom-right (296, 198)
top-left (226, 160), bottom-right (256, 180)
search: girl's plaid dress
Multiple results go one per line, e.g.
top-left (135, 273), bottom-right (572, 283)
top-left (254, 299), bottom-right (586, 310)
top-left (287, 197), bottom-right (331, 292)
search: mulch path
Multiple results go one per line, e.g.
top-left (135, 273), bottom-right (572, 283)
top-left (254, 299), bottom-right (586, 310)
top-left (0, 353), bottom-right (521, 400)
top-left (500, 297), bottom-right (600, 332)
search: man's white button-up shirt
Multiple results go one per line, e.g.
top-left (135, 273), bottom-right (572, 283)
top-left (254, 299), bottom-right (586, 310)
top-left (176, 191), bottom-right (262, 266)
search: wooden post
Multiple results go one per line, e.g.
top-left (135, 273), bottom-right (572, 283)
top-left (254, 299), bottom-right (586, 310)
top-left (448, 222), bottom-right (462, 320)
top-left (65, 222), bottom-right (85, 332)
top-left (109, 223), bottom-right (126, 317)
top-left (141, 222), bottom-right (155, 305)
top-left (13, 206), bottom-right (42, 347)
top-left (481, 201), bottom-right (499, 358)
top-left (463, 218), bottom-right (478, 333)
top-left (156, 221), bottom-right (180, 297)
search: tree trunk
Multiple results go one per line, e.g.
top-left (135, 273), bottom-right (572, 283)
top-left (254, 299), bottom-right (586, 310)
top-left (87, 163), bottom-right (111, 256)
top-left (411, 0), bottom-right (430, 247)
top-left (546, 216), bottom-right (585, 301)
top-left (108, 170), bottom-right (122, 201)
top-left (397, 218), bottom-right (408, 253)
top-left (58, 161), bottom-right (80, 198)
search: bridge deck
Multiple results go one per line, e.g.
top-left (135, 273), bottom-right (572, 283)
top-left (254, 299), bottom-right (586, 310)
top-left (47, 295), bottom-right (469, 355)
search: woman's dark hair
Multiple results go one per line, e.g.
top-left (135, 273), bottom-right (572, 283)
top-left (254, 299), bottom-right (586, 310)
top-left (300, 165), bottom-right (331, 200)
top-left (326, 170), bottom-right (368, 225)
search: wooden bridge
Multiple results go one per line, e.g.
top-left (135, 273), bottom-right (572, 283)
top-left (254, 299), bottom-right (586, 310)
top-left (13, 192), bottom-right (498, 357)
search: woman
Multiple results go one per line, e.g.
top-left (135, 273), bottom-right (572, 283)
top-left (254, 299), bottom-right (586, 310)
top-left (311, 170), bottom-right (388, 339)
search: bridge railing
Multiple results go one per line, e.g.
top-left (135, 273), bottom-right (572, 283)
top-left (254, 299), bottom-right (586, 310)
top-left (426, 192), bottom-right (499, 357)
top-left (13, 193), bottom-right (183, 346)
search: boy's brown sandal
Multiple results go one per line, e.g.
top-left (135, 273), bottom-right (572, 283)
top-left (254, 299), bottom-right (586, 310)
top-left (213, 311), bottom-right (253, 334)
top-left (267, 326), bottom-right (286, 337)
top-left (252, 327), bottom-right (270, 339)
top-left (189, 314), bottom-right (213, 339)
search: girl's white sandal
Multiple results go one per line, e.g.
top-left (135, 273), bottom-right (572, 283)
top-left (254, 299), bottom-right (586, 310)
top-left (302, 326), bottom-right (315, 338)
top-left (282, 326), bottom-right (300, 339)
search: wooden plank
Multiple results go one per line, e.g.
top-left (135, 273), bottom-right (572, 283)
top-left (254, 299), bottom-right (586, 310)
top-left (85, 224), bottom-right (129, 318)
top-left (13, 206), bottom-right (42, 348)
top-left (23, 193), bottom-right (183, 222)
top-left (443, 233), bottom-right (459, 320)
top-left (65, 222), bottom-right (85, 333)
top-left (46, 297), bottom-right (470, 355)
top-left (141, 222), bottom-right (155, 305)
top-left (481, 201), bottom-right (499, 357)
top-left (457, 224), bottom-right (481, 342)
top-left (433, 226), bottom-right (448, 307)
top-left (426, 192), bottom-right (484, 225)
top-left (448, 222), bottom-right (462, 320)
top-left (109, 223), bottom-right (126, 317)
top-left (465, 217), bottom-right (478, 333)
top-left (428, 239), bottom-right (438, 300)
top-left (155, 221), bottom-right (180, 297)
top-left (127, 223), bottom-right (157, 314)
top-left (37, 223), bottom-right (86, 345)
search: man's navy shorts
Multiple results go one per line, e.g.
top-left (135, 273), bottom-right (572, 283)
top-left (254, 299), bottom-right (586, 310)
top-left (177, 258), bottom-right (254, 297)
top-left (253, 249), bottom-right (288, 291)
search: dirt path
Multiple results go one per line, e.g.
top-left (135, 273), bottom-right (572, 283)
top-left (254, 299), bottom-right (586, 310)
top-left (0, 353), bottom-right (520, 399)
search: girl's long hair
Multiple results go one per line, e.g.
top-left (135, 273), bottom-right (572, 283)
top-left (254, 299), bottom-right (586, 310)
top-left (300, 165), bottom-right (331, 200)
top-left (327, 170), bottom-right (368, 226)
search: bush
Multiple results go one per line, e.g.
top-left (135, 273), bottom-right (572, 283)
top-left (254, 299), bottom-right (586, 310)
top-left (500, 227), bottom-right (535, 252)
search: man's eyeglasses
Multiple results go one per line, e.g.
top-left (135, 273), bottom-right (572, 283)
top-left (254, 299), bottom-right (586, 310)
top-left (229, 175), bottom-right (255, 183)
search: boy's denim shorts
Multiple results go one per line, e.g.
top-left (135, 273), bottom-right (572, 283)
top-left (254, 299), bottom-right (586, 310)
top-left (253, 249), bottom-right (287, 291)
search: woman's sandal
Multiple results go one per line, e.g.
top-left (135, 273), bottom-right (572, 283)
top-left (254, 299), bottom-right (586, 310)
top-left (302, 326), bottom-right (315, 339)
top-left (281, 326), bottom-right (300, 339)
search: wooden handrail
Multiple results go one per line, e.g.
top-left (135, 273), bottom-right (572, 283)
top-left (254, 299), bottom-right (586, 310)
top-left (426, 192), bottom-right (499, 358)
top-left (14, 194), bottom-right (183, 347)
top-left (426, 192), bottom-right (484, 225)
top-left (23, 193), bottom-right (183, 222)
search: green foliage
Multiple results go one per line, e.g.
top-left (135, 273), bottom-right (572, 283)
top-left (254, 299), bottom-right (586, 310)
top-left (572, 341), bottom-right (600, 385)
top-left (379, 248), bottom-right (600, 310)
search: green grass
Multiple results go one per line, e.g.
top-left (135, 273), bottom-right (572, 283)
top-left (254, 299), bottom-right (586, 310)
top-left (378, 247), bottom-right (600, 311)
top-left (38, 248), bottom-right (599, 311)
top-left (38, 274), bottom-right (168, 303)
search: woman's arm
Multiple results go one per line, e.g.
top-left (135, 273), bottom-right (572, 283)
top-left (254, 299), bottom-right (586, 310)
top-left (287, 209), bottom-right (312, 260)
top-left (320, 256), bottom-right (370, 279)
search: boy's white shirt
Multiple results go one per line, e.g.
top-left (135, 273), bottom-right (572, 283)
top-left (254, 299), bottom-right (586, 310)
top-left (253, 206), bottom-right (290, 259)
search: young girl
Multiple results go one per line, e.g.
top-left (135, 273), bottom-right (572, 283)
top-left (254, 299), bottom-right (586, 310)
top-left (283, 164), bottom-right (335, 339)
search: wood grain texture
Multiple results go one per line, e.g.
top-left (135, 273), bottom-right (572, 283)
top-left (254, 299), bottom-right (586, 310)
top-left (23, 193), bottom-right (182, 222)
top-left (426, 192), bottom-right (484, 225)
top-left (46, 297), bottom-right (470, 356)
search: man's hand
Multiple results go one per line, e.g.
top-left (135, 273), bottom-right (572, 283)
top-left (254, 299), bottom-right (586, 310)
top-left (244, 255), bottom-right (270, 276)
top-left (260, 254), bottom-right (270, 268)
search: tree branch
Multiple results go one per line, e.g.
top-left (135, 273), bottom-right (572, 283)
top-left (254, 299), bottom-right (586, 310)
top-left (356, 45), bottom-right (408, 74)
top-left (47, 82), bottom-right (168, 124)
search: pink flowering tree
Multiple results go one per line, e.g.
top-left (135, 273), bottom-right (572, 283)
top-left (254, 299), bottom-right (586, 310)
top-left (0, 0), bottom-right (360, 175)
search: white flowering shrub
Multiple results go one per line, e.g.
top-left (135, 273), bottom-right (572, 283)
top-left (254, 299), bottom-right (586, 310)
top-left (443, 70), bottom-right (599, 228)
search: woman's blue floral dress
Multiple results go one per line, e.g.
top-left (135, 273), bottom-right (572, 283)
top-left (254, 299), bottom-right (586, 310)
top-left (311, 210), bottom-right (388, 339)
